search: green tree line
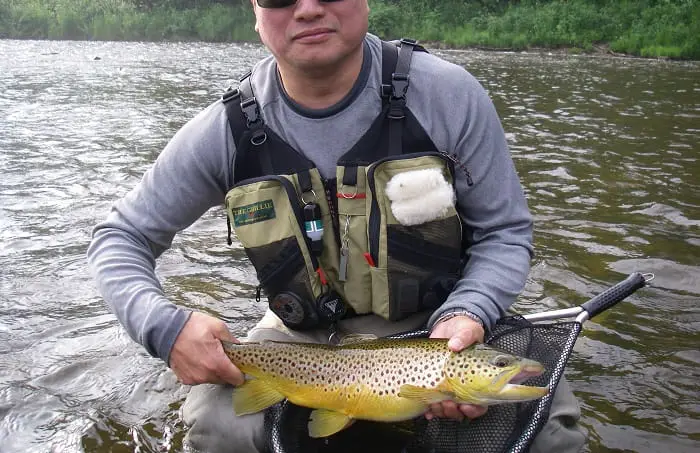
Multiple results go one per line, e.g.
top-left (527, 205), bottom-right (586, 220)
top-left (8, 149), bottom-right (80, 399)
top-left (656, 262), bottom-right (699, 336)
top-left (1, 0), bottom-right (698, 59)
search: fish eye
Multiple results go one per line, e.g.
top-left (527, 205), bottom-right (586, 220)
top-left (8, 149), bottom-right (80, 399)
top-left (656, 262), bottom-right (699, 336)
top-left (491, 355), bottom-right (513, 368)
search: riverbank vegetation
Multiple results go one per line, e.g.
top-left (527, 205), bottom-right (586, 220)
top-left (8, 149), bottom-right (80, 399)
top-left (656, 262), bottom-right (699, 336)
top-left (1, 0), bottom-right (698, 59)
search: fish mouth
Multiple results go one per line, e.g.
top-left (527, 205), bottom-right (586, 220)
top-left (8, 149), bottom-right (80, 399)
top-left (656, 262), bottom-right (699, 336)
top-left (492, 363), bottom-right (549, 401)
top-left (508, 364), bottom-right (544, 385)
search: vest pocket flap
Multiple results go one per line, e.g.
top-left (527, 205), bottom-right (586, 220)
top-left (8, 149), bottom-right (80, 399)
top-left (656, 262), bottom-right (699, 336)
top-left (226, 177), bottom-right (306, 249)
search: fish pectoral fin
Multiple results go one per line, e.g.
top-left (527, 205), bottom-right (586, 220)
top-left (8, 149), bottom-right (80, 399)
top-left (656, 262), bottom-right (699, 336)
top-left (232, 379), bottom-right (285, 416)
top-left (399, 384), bottom-right (450, 404)
top-left (337, 333), bottom-right (378, 346)
top-left (308, 409), bottom-right (353, 438)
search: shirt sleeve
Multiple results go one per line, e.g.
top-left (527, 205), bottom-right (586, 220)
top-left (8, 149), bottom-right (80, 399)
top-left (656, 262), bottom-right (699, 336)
top-left (87, 101), bottom-right (235, 363)
top-left (417, 63), bottom-right (534, 331)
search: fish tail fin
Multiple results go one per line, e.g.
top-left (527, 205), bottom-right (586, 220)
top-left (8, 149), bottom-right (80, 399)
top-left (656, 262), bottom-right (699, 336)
top-left (232, 379), bottom-right (285, 416)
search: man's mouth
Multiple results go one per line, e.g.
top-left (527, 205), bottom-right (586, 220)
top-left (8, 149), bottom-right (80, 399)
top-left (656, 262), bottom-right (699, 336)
top-left (293, 28), bottom-right (334, 40)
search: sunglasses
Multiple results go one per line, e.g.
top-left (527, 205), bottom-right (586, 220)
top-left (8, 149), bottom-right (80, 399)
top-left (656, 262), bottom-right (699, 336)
top-left (257, 0), bottom-right (344, 8)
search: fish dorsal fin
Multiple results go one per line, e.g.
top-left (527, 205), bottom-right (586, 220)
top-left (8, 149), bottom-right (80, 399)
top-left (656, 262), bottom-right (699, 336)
top-left (232, 378), bottom-right (285, 416)
top-left (398, 384), bottom-right (451, 404)
top-left (337, 333), bottom-right (378, 346)
top-left (308, 409), bottom-right (354, 438)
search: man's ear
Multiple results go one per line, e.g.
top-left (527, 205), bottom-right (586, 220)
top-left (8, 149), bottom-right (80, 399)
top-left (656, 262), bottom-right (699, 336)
top-left (250, 0), bottom-right (259, 33)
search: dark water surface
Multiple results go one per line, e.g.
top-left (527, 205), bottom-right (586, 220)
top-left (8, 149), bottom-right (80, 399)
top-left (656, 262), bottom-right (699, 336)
top-left (0, 40), bottom-right (698, 453)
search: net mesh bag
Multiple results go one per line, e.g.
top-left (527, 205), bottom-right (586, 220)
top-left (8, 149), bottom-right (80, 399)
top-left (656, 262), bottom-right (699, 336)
top-left (263, 316), bottom-right (582, 453)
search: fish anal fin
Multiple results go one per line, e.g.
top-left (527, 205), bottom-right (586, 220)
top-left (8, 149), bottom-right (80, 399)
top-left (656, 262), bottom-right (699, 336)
top-left (232, 379), bottom-right (285, 416)
top-left (399, 384), bottom-right (451, 404)
top-left (308, 409), bottom-right (353, 438)
top-left (337, 333), bottom-right (379, 346)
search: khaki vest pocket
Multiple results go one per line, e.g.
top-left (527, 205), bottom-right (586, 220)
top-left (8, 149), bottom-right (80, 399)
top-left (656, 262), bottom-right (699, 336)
top-left (225, 177), bottom-right (323, 307)
top-left (366, 153), bottom-right (463, 321)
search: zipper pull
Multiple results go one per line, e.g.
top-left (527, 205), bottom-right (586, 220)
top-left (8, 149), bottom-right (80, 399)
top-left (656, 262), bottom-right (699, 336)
top-left (339, 246), bottom-right (349, 282)
top-left (465, 168), bottom-right (474, 186)
top-left (255, 286), bottom-right (261, 302)
top-left (338, 214), bottom-right (351, 282)
top-left (328, 322), bottom-right (339, 345)
top-left (444, 152), bottom-right (474, 186)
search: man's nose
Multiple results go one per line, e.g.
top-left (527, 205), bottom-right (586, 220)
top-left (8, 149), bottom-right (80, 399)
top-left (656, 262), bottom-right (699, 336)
top-left (293, 0), bottom-right (327, 20)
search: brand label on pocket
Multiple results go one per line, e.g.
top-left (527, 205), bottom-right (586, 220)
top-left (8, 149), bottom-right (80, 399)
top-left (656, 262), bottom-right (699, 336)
top-left (232, 200), bottom-right (276, 226)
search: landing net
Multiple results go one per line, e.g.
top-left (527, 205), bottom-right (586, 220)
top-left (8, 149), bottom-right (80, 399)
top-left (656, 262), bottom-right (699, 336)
top-left (264, 315), bottom-right (582, 453)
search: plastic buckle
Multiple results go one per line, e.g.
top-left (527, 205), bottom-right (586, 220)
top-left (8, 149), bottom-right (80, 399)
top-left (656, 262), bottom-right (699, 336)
top-left (241, 97), bottom-right (260, 126)
top-left (381, 84), bottom-right (393, 98)
top-left (391, 73), bottom-right (409, 100)
top-left (400, 38), bottom-right (417, 46)
top-left (388, 98), bottom-right (406, 120)
top-left (221, 88), bottom-right (240, 103)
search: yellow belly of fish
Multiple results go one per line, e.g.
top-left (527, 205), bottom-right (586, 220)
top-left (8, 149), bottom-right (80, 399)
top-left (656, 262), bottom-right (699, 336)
top-left (277, 380), bottom-right (429, 422)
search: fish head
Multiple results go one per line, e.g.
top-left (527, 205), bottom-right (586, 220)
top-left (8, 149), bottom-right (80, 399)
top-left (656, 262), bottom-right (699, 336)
top-left (444, 344), bottom-right (549, 405)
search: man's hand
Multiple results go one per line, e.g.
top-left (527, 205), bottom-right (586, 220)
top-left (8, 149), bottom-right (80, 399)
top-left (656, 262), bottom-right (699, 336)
top-left (427, 315), bottom-right (488, 421)
top-left (169, 311), bottom-right (245, 386)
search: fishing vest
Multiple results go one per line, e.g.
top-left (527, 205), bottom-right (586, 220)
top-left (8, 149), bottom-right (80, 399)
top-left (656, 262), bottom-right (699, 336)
top-left (223, 39), bottom-right (465, 330)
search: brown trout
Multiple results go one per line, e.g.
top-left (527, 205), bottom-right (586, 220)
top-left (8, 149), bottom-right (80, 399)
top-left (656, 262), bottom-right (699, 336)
top-left (222, 338), bottom-right (548, 438)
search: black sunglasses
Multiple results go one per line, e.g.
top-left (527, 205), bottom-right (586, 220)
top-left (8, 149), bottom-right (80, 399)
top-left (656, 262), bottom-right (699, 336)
top-left (257, 0), bottom-right (344, 8)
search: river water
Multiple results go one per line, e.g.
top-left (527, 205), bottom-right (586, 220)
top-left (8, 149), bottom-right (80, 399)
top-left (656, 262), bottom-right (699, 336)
top-left (0, 39), bottom-right (698, 453)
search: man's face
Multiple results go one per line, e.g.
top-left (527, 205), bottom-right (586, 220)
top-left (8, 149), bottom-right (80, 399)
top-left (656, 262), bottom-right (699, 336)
top-left (251, 0), bottom-right (369, 73)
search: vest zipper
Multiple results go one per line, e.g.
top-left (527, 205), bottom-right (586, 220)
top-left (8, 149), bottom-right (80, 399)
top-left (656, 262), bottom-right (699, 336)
top-left (443, 151), bottom-right (474, 186)
top-left (366, 151), bottom-right (456, 266)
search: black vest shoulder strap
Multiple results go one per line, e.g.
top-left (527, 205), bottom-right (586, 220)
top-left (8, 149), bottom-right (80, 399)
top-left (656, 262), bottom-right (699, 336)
top-left (222, 38), bottom-right (429, 183)
top-left (224, 38), bottom-right (426, 149)
top-left (338, 38), bottom-right (435, 169)
top-left (381, 38), bottom-right (421, 156)
top-left (222, 72), bottom-right (276, 178)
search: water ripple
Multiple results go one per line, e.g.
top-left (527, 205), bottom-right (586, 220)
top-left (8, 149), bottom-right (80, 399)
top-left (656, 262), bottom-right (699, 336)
top-left (1, 41), bottom-right (699, 452)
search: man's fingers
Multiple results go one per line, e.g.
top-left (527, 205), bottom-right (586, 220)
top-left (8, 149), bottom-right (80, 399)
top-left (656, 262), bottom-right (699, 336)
top-left (440, 401), bottom-right (464, 421)
top-left (427, 402), bottom-right (444, 419)
top-left (426, 401), bottom-right (464, 422)
top-left (459, 404), bottom-right (487, 419)
top-left (217, 356), bottom-right (245, 386)
top-left (214, 321), bottom-right (237, 342)
top-left (429, 315), bottom-right (484, 352)
top-left (169, 312), bottom-right (245, 386)
top-left (429, 321), bottom-right (450, 339)
top-left (447, 329), bottom-right (475, 352)
top-left (425, 401), bottom-right (487, 421)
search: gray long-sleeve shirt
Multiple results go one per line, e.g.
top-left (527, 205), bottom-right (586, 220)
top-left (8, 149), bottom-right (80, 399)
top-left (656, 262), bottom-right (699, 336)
top-left (87, 34), bottom-right (533, 364)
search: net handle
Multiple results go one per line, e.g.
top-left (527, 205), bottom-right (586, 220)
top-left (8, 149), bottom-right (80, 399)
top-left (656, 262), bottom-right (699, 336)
top-left (578, 272), bottom-right (652, 322)
top-left (523, 272), bottom-right (653, 323)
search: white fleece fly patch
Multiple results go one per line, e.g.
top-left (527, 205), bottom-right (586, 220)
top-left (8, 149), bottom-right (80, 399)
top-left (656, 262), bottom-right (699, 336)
top-left (385, 168), bottom-right (455, 226)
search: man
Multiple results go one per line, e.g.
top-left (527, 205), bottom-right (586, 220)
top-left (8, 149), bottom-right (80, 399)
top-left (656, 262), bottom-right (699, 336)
top-left (87, 0), bottom-right (586, 452)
